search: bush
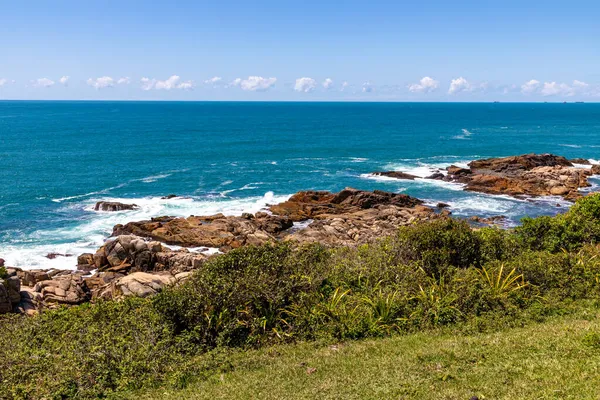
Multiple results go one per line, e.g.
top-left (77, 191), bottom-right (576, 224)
top-left (516, 194), bottom-right (600, 252)
top-left (0, 298), bottom-right (180, 399)
top-left (391, 218), bottom-right (482, 277)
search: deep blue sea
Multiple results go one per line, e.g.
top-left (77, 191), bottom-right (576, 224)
top-left (1, 101), bottom-right (600, 269)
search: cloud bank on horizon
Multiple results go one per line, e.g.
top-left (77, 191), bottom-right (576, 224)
top-left (2, 74), bottom-right (598, 100)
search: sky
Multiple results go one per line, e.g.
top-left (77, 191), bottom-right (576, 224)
top-left (0, 0), bottom-right (599, 101)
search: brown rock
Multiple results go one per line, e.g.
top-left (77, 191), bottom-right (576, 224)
top-left (371, 171), bottom-right (419, 180)
top-left (269, 188), bottom-right (423, 222)
top-left (94, 201), bottom-right (139, 212)
top-left (112, 213), bottom-right (293, 250)
top-left (570, 158), bottom-right (591, 165)
top-left (440, 154), bottom-right (594, 200)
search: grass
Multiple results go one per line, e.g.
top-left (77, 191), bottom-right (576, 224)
top-left (115, 305), bottom-right (600, 400)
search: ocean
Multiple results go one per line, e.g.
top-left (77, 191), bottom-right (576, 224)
top-left (1, 101), bottom-right (600, 270)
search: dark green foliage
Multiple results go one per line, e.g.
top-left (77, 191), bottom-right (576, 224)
top-left (516, 193), bottom-right (600, 252)
top-left (391, 218), bottom-right (482, 277)
top-left (5, 194), bottom-right (600, 398)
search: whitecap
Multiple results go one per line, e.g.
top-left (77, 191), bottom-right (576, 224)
top-left (140, 173), bottom-right (172, 183)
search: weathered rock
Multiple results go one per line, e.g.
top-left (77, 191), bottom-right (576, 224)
top-left (468, 215), bottom-right (508, 226)
top-left (426, 172), bottom-right (445, 180)
top-left (570, 158), bottom-right (591, 165)
top-left (21, 269), bottom-right (50, 287)
top-left (0, 285), bottom-right (12, 313)
top-left (372, 171), bottom-right (419, 180)
top-left (0, 258), bottom-right (4, 268)
top-left (446, 165), bottom-right (472, 176)
top-left (112, 212), bottom-right (293, 250)
top-left (269, 188), bottom-right (423, 221)
top-left (89, 235), bottom-right (209, 275)
top-left (97, 272), bottom-right (176, 299)
top-left (286, 204), bottom-right (438, 247)
top-left (592, 165), bottom-right (600, 175)
top-left (161, 194), bottom-right (178, 199)
top-left (94, 201), bottom-right (139, 212)
top-left (33, 274), bottom-right (90, 306)
top-left (16, 288), bottom-right (39, 316)
top-left (46, 252), bottom-right (72, 259)
top-left (76, 253), bottom-right (96, 272)
top-left (369, 154), bottom-right (596, 201)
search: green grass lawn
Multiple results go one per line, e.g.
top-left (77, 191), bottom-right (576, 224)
top-left (114, 309), bottom-right (600, 400)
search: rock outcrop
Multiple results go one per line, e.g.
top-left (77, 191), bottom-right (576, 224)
top-left (269, 188), bottom-right (424, 221)
top-left (372, 154), bottom-right (599, 201)
top-left (94, 201), bottom-right (139, 212)
top-left (266, 188), bottom-right (437, 246)
top-left (79, 235), bottom-right (209, 274)
top-left (371, 171), bottom-right (419, 180)
top-left (112, 213), bottom-right (293, 251)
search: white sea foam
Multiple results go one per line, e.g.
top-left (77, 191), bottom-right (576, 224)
top-left (560, 144), bottom-right (583, 148)
top-left (3, 192), bottom-right (291, 270)
top-left (140, 173), bottom-right (172, 183)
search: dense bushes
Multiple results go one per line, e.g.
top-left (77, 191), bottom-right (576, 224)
top-left (516, 193), bottom-right (600, 252)
top-left (3, 193), bottom-right (600, 398)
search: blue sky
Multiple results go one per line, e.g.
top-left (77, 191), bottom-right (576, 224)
top-left (1, 0), bottom-right (599, 101)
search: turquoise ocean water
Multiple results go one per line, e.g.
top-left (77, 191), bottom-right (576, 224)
top-left (1, 101), bottom-right (599, 269)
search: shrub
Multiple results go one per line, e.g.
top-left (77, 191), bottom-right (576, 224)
top-left (391, 218), bottom-right (482, 277)
top-left (0, 298), bottom-right (180, 399)
top-left (516, 194), bottom-right (600, 252)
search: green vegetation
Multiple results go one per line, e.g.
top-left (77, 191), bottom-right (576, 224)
top-left (3, 193), bottom-right (600, 399)
top-left (116, 307), bottom-right (600, 400)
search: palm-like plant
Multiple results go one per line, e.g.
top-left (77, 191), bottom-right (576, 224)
top-left (478, 263), bottom-right (527, 297)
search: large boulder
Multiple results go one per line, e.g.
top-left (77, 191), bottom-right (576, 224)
top-left (33, 274), bottom-right (90, 306)
top-left (94, 271), bottom-right (191, 300)
top-left (90, 235), bottom-right (209, 274)
top-left (0, 268), bottom-right (23, 313)
top-left (94, 201), bottom-right (139, 212)
top-left (371, 171), bottom-right (419, 180)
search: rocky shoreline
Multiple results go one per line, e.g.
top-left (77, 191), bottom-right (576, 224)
top-left (1, 153), bottom-right (598, 315)
top-left (373, 153), bottom-right (600, 200)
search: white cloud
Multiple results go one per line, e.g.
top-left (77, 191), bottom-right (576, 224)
top-left (341, 81), bottom-right (349, 91)
top-left (294, 77), bottom-right (317, 93)
top-left (117, 77), bottom-right (131, 85)
top-left (59, 76), bottom-right (69, 86)
top-left (204, 76), bottom-right (222, 85)
top-left (448, 77), bottom-right (471, 94)
top-left (540, 82), bottom-right (571, 96)
top-left (156, 75), bottom-right (193, 90)
top-left (408, 76), bottom-right (439, 93)
top-left (140, 77), bottom-right (155, 91)
top-left (362, 82), bottom-right (373, 93)
top-left (177, 81), bottom-right (194, 90)
top-left (322, 78), bottom-right (334, 89)
top-left (521, 79), bottom-right (541, 94)
top-left (87, 76), bottom-right (114, 89)
top-left (573, 80), bottom-right (590, 91)
top-left (0, 78), bottom-right (8, 87)
top-left (33, 78), bottom-right (55, 88)
top-left (232, 76), bottom-right (277, 91)
top-left (141, 75), bottom-right (194, 90)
